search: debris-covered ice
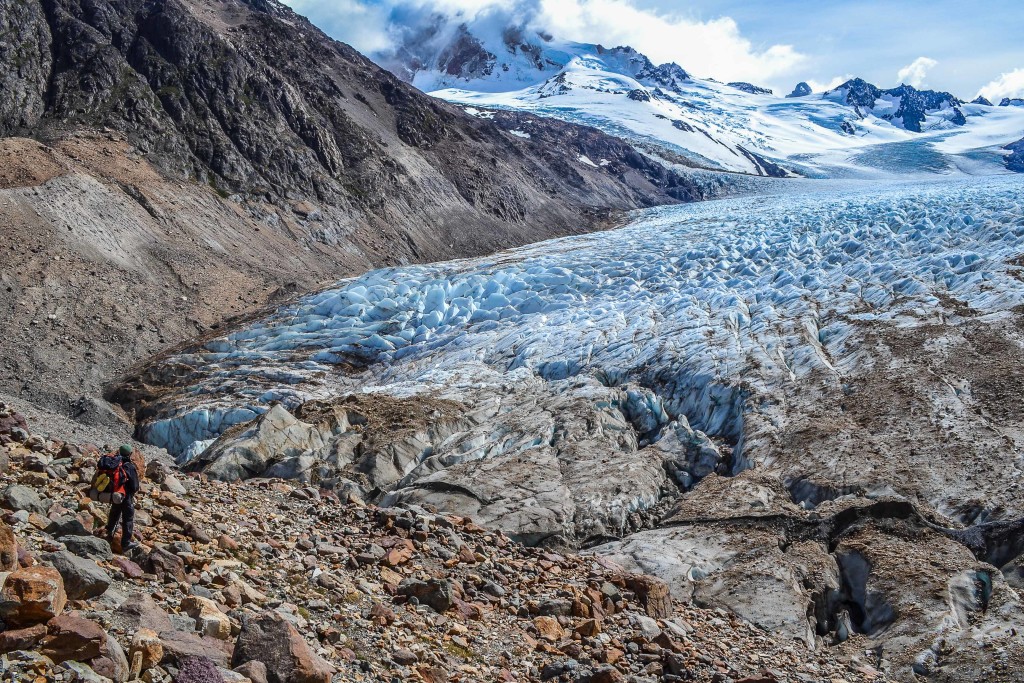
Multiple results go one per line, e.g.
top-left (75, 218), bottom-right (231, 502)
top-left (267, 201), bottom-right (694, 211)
top-left (142, 176), bottom-right (1024, 465)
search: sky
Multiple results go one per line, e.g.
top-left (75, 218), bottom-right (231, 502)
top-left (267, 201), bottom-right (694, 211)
top-left (284, 0), bottom-right (1024, 100)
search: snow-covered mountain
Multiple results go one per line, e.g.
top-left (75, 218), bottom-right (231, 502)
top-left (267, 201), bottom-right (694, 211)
top-left (375, 22), bottom-right (1024, 178)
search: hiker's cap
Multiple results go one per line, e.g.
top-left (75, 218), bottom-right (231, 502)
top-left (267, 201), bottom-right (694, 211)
top-left (119, 444), bottom-right (133, 458)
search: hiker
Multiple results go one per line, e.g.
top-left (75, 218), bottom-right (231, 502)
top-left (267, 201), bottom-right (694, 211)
top-left (89, 444), bottom-right (141, 552)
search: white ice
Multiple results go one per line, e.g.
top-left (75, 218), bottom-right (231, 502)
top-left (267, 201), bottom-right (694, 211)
top-left (142, 176), bottom-right (1024, 460)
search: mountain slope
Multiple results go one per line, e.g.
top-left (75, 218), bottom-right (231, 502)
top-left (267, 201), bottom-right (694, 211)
top-left (377, 21), bottom-right (1024, 177)
top-left (0, 0), bottom-right (718, 417)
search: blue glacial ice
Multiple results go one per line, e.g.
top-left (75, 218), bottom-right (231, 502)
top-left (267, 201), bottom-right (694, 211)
top-left (141, 176), bottom-right (1024, 461)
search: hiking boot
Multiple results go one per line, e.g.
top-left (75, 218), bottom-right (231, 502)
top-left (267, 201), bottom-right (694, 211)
top-left (121, 542), bottom-right (140, 553)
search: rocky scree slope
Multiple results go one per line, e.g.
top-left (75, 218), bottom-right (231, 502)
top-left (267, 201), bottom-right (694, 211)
top-left (0, 0), bottom-right (716, 418)
top-left (116, 176), bottom-right (1024, 681)
top-left (0, 403), bottom-right (881, 683)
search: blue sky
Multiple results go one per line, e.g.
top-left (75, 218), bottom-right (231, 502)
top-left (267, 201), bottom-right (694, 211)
top-left (647, 0), bottom-right (1024, 96)
top-left (286, 0), bottom-right (1024, 99)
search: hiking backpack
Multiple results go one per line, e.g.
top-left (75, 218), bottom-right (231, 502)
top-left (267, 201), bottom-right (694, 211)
top-left (88, 454), bottom-right (127, 504)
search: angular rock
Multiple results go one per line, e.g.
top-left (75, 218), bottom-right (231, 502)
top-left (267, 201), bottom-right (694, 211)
top-left (42, 551), bottom-right (112, 600)
top-left (232, 610), bottom-right (333, 683)
top-left (157, 629), bottom-right (232, 668)
top-left (59, 535), bottom-right (114, 561)
top-left (173, 656), bottom-right (224, 683)
top-left (623, 574), bottom-right (673, 619)
top-left (130, 627), bottom-right (164, 670)
top-left (398, 578), bottom-right (455, 613)
top-left (91, 633), bottom-right (130, 683)
top-left (114, 593), bottom-right (175, 633)
top-left (0, 564), bottom-right (67, 625)
top-left (145, 547), bottom-right (187, 582)
top-left (0, 518), bottom-right (16, 571)
top-left (234, 660), bottom-right (269, 683)
top-left (46, 516), bottom-right (92, 537)
top-left (1, 484), bottom-right (47, 514)
top-left (58, 660), bottom-right (114, 683)
top-left (533, 615), bottom-right (565, 642)
top-left (181, 595), bottom-right (232, 640)
top-left (0, 623), bottom-right (47, 653)
top-left (39, 612), bottom-right (107, 663)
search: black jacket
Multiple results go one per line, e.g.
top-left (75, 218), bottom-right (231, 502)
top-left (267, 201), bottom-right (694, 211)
top-left (120, 456), bottom-right (140, 496)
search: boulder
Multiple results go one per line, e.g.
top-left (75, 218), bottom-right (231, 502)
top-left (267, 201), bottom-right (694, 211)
top-left (114, 593), bottom-right (175, 633)
top-left (46, 516), bottom-right (93, 537)
top-left (58, 660), bottom-right (114, 683)
top-left (173, 656), bottom-right (224, 683)
top-left (0, 519), bottom-right (17, 571)
top-left (145, 547), bottom-right (187, 582)
top-left (0, 623), bottom-right (47, 653)
top-left (0, 565), bottom-right (67, 625)
top-left (533, 615), bottom-right (565, 641)
top-left (1, 484), bottom-right (47, 514)
top-left (42, 551), bottom-right (112, 600)
top-left (623, 574), bottom-right (673, 619)
top-left (130, 627), bottom-right (164, 670)
top-left (39, 612), bottom-right (107, 662)
top-left (59, 534), bottom-right (114, 561)
top-left (398, 578), bottom-right (455, 613)
top-left (234, 661), bottom-right (269, 683)
top-left (91, 633), bottom-right (130, 683)
top-left (232, 610), bottom-right (333, 683)
top-left (181, 595), bottom-right (232, 640)
top-left (157, 630), bottom-right (232, 667)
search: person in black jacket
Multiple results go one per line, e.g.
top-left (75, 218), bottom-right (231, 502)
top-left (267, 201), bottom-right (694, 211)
top-left (105, 444), bottom-right (141, 552)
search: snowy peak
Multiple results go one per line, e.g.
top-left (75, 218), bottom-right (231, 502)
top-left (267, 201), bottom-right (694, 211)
top-left (379, 18), bottom-right (692, 95)
top-left (825, 78), bottom-right (965, 132)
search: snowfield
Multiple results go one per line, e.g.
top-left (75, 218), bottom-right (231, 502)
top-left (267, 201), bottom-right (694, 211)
top-left (144, 175), bottom-right (1024, 473)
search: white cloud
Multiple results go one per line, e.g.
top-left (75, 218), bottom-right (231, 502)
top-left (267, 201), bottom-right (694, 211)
top-left (805, 75), bottom-right (853, 93)
top-left (896, 57), bottom-right (937, 88)
top-left (284, 0), bottom-right (806, 86)
top-left (531, 0), bottom-right (805, 84)
top-left (976, 68), bottom-right (1024, 102)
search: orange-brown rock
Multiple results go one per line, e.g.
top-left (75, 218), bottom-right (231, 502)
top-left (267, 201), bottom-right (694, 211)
top-left (0, 565), bottom-right (67, 626)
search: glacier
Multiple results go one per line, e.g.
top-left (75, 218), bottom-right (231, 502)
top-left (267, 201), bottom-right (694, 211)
top-left (131, 171), bottom-right (1024, 680)
top-left (142, 175), bottom-right (1024, 488)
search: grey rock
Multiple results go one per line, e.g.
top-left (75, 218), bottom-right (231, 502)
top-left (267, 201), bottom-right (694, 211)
top-left (58, 535), bottom-right (113, 561)
top-left (42, 551), bottom-right (112, 600)
top-left (1, 485), bottom-right (47, 514)
top-left (58, 660), bottom-right (114, 683)
top-left (46, 516), bottom-right (92, 537)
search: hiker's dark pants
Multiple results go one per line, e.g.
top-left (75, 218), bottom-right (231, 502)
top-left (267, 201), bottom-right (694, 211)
top-left (106, 496), bottom-right (135, 542)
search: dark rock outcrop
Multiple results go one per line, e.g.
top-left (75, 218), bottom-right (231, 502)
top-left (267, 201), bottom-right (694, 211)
top-left (728, 82), bottom-right (773, 95)
top-left (827, 78), bottom-right (965, 132)
top-left (971, 96), bottom-right (993, 106)
top-left (1003, 136), bottom-right (1024, 173)
top-left (787, 82), bottom-right (812, 98)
